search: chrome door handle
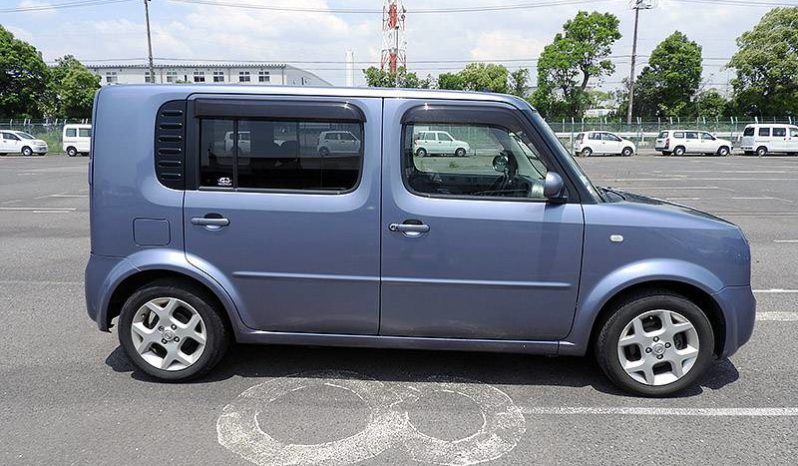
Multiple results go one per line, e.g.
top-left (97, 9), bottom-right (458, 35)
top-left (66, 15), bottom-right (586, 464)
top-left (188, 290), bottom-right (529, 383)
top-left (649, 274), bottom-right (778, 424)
top-left (389, 221), bottom-right (430, 237)
top-left (191, 216), bottom-right (229, 227)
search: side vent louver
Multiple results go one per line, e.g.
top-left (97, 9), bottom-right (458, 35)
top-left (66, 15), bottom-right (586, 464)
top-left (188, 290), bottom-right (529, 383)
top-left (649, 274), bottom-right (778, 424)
top-left (155, 100), bottom-right (186, 189)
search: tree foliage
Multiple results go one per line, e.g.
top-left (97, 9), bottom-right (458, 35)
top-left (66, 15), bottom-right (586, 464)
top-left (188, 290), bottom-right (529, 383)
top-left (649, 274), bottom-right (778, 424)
top-left (530, 11), bottom-right (621, 118)
top-left (0, 25), bottom-right (50, 118)
top-left (437, 63), bottom-right (510, 93)
top-left (728, 7), bottom-right (798, 117)
top-left (47, 55), bottom-right (100, 118)
top-left (508, 68), bottom-right (529, 97)
top-left (694, 89), bottom-right (728, 119)
top-left (629, 31), bottom-right (702, 119)
top-left (362, 66), bottom-right (431, 89)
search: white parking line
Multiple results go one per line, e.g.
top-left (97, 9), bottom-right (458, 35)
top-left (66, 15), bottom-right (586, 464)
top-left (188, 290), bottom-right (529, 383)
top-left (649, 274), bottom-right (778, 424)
top-left (757, 312), bottom-right (798, 321)
top-left (774, 240), bottom-right (798, 243)
top-left (521, 406), bottom-right (798, 417)
top-left (0, 207), bottom-right (75, 211)
top-left (753, 289), bottom-right (798, 294)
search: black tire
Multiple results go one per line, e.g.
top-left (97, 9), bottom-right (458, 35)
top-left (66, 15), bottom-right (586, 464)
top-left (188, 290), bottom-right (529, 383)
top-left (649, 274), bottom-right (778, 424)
top-left (318, 147), bottom-right (330, 157)
top-left (580, 147), bottom-right (592, 157)
top-left (717, 146), bottom-right (730, 157)
top-left (595, 291), bottom-right (715, 397)
top-left (673, 146), bottom-right (686, 157)
top-left (21, 146), bottom-right (33, 157)
top-left (117, 280), bottom-right (230, 382)
top-left (621, 146), bottom-right (634, 157)
top-left (66, 147), bottom-right (78, 157)
top-left (756, 146), bottom-right (768, 157)
top-left (455, 147), bottom-right (467, 157)
top-left (416, 147), bottom-right (428, 157)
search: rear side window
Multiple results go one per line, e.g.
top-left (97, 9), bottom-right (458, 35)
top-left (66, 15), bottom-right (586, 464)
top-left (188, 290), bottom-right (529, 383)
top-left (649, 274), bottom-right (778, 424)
top-left (686, 132), bottom-right (699, 140)
top-left (673, 132), bottom-right (684, 138)
top-left (791, 127), bottom-right (798, 138)
top-left (743, 127), bottom-right (755, 137)
top-left (199, 118), bottom-right (363, 192)
top-left (79, 128), bottom-right (91, 138)
top-left (658, 131), bottom-right (668, 138)
top-left (589, 133), bottom-right (602, 140)
top-left (575, 133), bottom-right (584, 141)
top-left (65, 128), bottom-right (77, 137)
top-left (773, 127), bottom-right (786, 137)
top-left (759, 127), bottom-right (771, 137)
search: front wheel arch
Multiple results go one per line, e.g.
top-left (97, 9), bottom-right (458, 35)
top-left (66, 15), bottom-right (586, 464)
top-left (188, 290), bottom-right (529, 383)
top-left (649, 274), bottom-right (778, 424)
top-left (588, 280), bottom-right (726, 359)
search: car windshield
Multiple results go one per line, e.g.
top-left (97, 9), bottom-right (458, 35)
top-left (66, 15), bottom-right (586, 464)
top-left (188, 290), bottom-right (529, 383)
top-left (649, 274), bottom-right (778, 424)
top-left (15, 132), bottom-right (35, 140)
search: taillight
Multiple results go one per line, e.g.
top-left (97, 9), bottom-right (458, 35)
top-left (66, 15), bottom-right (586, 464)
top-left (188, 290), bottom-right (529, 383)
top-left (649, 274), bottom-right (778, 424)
top-left (664, 137), bottom-right (670, 148)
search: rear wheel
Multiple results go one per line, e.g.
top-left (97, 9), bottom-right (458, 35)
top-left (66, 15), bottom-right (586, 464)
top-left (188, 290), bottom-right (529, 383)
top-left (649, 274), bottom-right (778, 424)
top-left (756, 146), bottom-right (768, 157)
top-left (673, 146), bottom-right (686, 156)
top-left (595, 292), bottom-right (714, 397)
top-left (118, 280), bottom-right (230, 381)
top-left (580, 147), bottom-right (593, 157)
top-left (21, 146), bottom-right (33, 157)
top-left (66, 147), bottom-right (78, 157)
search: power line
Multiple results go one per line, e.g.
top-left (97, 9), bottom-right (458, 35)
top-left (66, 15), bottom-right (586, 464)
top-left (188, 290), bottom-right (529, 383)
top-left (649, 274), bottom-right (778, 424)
top-left (0, 0), bottom-right (135, 13)
top-left (167, 0), bottom-right (612, 14)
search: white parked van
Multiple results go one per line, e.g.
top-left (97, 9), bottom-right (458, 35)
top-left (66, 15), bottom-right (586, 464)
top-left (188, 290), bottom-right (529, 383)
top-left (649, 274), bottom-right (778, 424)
top-left (573, 131), bottom-right (635, 157)
top-left (62, 124), bottom-right (91, 157)
top-left (654, 130), bottom-right (732, 156)
top-left (740, 124), bottom-right (798, 156)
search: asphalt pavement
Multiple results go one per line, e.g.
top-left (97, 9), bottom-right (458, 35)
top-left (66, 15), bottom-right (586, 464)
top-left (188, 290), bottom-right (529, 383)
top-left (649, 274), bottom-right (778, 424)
top-left (1, 153), bottom-right (797, 465)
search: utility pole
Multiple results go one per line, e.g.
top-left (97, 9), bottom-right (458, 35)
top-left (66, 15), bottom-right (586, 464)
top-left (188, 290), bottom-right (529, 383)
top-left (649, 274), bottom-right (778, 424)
top-left (626, 0), bottom-right (656, 124)
top-left (144, 0), bottom-right (156, 83)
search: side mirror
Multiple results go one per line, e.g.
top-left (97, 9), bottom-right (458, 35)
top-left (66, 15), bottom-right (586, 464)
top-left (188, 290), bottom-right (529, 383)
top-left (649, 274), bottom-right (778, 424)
top-left (492, 154), bottom-right (509, 173)
top-left (543, 172), bottom-right (565, 201)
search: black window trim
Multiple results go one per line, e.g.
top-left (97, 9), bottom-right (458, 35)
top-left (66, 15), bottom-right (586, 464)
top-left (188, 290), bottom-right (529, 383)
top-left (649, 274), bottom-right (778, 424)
top-left (399, 103), bottom-right (580, 204)
top-left (187, 98), bottom-right (367, 195)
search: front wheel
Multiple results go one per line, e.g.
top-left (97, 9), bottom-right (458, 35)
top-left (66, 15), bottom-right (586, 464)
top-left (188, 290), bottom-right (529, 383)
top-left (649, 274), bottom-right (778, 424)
top-left (21, 146), bottom-right (33, 157)
top-left (455, 147), bottom-right (467, 157)
top-left (118, 281), bottom-right (230, 381)
top-left (595, 292), bottom-right (715, 397)
top-left (717, 146), bottom-right (730, 157)
top-left (621, 147), bottom-right (634, 157)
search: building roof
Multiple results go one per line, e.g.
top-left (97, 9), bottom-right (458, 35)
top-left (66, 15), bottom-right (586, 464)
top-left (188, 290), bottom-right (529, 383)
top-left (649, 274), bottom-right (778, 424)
top-left (87, 63), bottom-right (288, 70)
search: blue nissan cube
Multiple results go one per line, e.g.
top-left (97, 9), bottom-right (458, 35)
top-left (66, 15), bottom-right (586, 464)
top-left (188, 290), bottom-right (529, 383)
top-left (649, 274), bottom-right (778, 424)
top-left (85, 85), bottom-right (755, 396)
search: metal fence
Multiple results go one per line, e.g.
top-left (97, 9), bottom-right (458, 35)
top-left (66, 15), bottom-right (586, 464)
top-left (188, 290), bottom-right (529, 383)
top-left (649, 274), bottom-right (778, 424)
top-left (2, 116), bottom-right (796, 153)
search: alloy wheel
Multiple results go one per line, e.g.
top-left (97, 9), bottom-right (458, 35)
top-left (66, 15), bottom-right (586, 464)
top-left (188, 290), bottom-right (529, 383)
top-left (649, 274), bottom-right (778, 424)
top-left (616, 309), bottom-right (699, 386)
top-left (130, 297), bottom-right (207, 371)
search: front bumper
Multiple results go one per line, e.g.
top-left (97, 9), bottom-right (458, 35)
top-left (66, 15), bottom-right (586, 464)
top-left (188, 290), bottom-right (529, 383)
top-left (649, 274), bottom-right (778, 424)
top-left (712, 285), bottom-right (756, 358)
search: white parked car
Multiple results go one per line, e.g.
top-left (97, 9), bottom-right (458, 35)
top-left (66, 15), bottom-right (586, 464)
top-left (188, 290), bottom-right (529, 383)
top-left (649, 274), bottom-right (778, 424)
top-left (317, 130), bottom-right (362, 156)
top-left (740, 124), bottom-right (798, 156)
top-left (655, 130), bottom-right (732, 156)
top-left (573, 131), bottom-right (635, 157)
top-left (0, 130), bottom-right (48, 156)
top-left (62, 124), bottom-right (91, 157)
top-left (412, 130), bottom-right (470, 157)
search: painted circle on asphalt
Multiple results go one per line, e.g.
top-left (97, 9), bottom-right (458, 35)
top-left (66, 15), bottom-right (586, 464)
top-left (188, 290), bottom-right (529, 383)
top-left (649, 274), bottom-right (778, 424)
top-left (216, 371), bottom-right (526, 465)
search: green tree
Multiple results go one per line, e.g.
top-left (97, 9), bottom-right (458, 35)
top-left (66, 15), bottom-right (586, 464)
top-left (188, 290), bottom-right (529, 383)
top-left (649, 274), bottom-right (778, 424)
top-left (531, 11), bottom-right (621, 118)
top-left (362, 66), bottom-right (430, 88)
top-left (437, 63), bottom-right (510, 93)
top-left (728, 7), bottom-right (798, 117)
top-left (629, 31), bottom-right (703, 119)
top-left (694, 89), bottom-right (728, 119)
top-left (0, 25), bottom-right (49, 118)
top-left (509, 68), bottom-right (529, 97)
top-left (46, 55), bottom-right (100, 118)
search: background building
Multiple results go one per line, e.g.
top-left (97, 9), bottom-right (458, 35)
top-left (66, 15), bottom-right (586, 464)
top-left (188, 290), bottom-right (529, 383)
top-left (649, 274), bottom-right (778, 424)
top-left (88, 63), bottom-right (331, 87)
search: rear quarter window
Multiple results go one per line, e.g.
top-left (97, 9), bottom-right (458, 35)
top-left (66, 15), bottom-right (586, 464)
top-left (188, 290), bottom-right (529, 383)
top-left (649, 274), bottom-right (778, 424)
top-left (658, 131), bottom-right (668, 138)
top-left (673, 132), bottom-right (684, 138)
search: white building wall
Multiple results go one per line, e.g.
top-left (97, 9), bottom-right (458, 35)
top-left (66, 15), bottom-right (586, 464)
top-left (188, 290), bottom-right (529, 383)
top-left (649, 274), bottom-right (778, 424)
top-left (88, 65), bottom-right (330, 87)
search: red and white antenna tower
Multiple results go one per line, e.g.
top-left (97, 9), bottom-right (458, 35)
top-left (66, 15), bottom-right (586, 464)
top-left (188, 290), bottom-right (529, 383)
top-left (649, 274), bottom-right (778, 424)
top-left (380, 0), bottom-right (406, 74)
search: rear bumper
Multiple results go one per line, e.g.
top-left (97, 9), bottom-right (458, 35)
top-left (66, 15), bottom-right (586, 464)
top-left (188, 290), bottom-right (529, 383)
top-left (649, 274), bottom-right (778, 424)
top-left (712, 285), bottom-right (756, 358)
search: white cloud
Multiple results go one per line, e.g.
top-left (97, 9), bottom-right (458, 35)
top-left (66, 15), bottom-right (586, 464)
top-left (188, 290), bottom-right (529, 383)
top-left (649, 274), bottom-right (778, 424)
top-left (17, 1), bottom-right (55, 16)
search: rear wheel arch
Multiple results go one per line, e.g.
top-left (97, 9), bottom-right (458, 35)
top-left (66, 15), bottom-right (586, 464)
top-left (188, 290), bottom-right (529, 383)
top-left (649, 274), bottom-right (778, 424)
top-left (106, 270), bottom-right (234, 335)
top-left (588, 280), bottom-right (726, 358)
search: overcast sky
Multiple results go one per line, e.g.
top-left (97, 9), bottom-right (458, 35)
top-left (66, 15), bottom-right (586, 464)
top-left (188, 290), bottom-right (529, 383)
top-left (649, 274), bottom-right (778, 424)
top-left (3, 0), bottom-right (790, 91)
